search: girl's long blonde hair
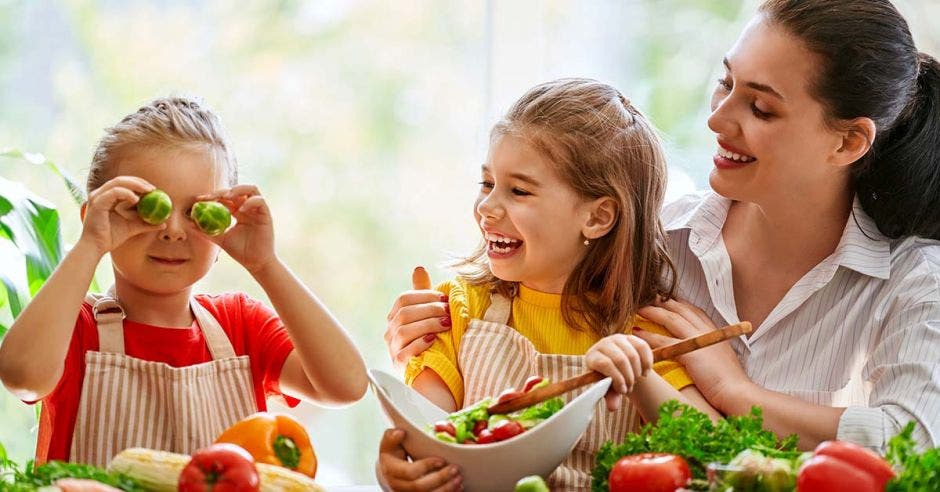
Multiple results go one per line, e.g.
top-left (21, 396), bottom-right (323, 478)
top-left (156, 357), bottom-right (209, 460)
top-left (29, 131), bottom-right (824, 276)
top-left (457, 78), bottom-right (676, 336)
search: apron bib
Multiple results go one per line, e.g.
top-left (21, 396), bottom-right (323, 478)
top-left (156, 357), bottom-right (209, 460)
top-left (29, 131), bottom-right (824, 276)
top-left (458, 293), bottom-right (639, 491)
top-left (69, 291), bottom-right (258, 466)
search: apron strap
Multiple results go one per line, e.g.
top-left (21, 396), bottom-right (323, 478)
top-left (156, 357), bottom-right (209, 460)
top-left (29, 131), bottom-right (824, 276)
top-left (482, 291), bottom-right (512, 325)
top-left (189, 298), bottom-right (237, 360)
top-left (85, 290), bottom-right (126, 355)
top-left (85, 288), bottom-right (237, 360)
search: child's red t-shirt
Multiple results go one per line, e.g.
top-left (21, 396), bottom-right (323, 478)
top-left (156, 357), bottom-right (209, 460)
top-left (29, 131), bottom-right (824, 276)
top-left (29, 292), bottom-right (298, 463)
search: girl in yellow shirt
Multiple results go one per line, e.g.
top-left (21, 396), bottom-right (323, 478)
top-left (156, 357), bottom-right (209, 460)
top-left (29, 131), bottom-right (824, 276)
top-left (379, 79), bottom-right (720, 491)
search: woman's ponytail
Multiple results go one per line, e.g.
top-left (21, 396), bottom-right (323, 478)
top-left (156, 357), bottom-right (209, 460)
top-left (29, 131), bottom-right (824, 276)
top-left (855, 54), bottom-right (940, 239)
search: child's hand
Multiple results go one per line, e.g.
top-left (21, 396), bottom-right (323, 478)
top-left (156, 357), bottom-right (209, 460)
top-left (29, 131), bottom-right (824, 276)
top-left (585, 334), bottom-right (654, 412)
top-left (80, 176), bottom-right (167, 255)
top-left (198, 184), bottom-right (275, 274)
top-left (378, 429), bottom-right (462, 491)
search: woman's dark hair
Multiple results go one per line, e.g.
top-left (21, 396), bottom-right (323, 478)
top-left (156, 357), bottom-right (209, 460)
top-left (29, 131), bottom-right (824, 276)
top-left (760, 0), bottom-right (940, 239)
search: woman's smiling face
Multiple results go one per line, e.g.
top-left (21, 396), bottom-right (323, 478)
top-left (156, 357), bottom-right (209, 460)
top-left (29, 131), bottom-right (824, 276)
top-left (474, 134), bottom-right (593, 294)
top-left (707, 15), bottom-right (849, 205)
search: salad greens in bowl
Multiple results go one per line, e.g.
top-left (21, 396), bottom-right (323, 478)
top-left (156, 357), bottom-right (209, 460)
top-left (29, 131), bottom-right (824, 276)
top-left (369, 369), bottom-right (611, 492)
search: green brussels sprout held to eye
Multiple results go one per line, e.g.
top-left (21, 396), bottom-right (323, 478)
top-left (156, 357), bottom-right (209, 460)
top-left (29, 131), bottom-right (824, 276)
top-left (137, 189), bottom-right (173, 225)
top-left (190, 200), bottom-right (232, 236)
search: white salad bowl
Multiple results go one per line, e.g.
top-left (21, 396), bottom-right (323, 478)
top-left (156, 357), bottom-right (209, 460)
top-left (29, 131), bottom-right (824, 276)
top-left (368, 369), bottom-right (612, 492)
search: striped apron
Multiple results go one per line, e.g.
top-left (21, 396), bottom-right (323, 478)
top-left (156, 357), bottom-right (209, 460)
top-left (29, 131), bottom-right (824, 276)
top-left (458, 293), bottom-right (639, 491)
top-left (69, 292), bottom-right (258, 467)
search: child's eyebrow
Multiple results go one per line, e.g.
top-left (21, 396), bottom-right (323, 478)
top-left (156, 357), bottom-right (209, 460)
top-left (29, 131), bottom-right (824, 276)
top-left (480, 165), bottom-right (541, 186)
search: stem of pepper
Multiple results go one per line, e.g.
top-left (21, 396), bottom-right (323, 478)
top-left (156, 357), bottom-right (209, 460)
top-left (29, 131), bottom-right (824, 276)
top-left (273, 435), bottom-right (301, 469)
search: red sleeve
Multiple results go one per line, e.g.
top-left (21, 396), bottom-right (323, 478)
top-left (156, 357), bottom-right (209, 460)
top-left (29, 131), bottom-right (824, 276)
top-left (197, 293), bottom-right (298, 408)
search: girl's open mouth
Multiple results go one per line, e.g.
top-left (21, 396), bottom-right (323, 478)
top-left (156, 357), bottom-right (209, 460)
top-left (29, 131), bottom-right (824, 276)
top-left (485, 233), bottom-right (523, 258)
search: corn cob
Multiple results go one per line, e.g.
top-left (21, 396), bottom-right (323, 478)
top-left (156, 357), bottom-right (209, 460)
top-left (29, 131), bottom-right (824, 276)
top-left (108, 447), bottom-right (324, 491)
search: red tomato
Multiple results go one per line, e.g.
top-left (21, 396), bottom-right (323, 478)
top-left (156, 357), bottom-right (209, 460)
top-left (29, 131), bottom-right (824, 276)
top-left (178, 443), bottom-right (260, 492)
top-left (490, 420), bottom-right (525, 442)
top-left (797, 455), bottom-right (880, 492)
top-left (472, 420), bottom-right (488, 436)
top-left (608, 453), bottom-right (691, 492)
top-left (496, 388), bottom-right (523, 404)
top-left (522, 376), bottom-right (544, 392)
top-left (813, 440), bottom-right (895, 489)
top-left (475, 428), bottom-right (497, 444)
top-left (433, 420), bottom-right (456, 437)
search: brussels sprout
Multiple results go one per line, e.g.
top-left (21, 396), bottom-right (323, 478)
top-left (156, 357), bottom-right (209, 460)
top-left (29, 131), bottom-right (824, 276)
top-left (514, 475), bottom-right (549, 492)
top-left (190, 201), bottom-right (232, 236)
top-left (136, 189), bottom-right (172, 225)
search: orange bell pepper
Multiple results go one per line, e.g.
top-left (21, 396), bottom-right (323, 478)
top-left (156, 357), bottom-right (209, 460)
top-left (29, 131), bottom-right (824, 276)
top-left (215, 412), bottom-right (317, 478)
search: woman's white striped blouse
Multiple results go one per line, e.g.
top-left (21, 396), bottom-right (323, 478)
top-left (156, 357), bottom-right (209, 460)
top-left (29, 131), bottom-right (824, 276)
top-left (663, 191), bottom-right (940, 451)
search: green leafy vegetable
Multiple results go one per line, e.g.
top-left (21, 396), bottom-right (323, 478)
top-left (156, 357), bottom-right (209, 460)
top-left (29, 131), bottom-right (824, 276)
top-left (885, 422), bottom-right (940, 491)
top-left (514, 397), bottom-right (564, 421)
top-left (0, 454), bottom-right (144, 491)
top-left (591, 400), bottom-right (799, 492)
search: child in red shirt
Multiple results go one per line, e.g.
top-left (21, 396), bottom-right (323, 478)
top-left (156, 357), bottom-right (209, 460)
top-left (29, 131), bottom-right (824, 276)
top-left (0, 97), bottom-right (367, 465)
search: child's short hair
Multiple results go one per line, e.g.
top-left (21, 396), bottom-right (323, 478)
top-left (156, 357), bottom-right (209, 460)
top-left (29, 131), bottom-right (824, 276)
top-left (460, 78), bottom-right (676, 335)
top-left (86, 97), bottom-right (237, 194)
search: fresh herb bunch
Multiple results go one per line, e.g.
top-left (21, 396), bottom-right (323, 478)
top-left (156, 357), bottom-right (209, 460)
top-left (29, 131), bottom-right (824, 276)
top-left (591, 400), bottom-right (799, 492)
top-left (885, 422), bottom-right (940, 492)
top-left (0, 452), bottom-right (144, 491)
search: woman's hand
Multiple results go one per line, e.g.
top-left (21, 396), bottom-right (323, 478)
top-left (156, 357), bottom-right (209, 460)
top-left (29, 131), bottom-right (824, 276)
top-left (79, 176), bottom-right (167, 255)
top-left (377, 429), bottom-right (462, 492)
top-left (198, 184), bottom-right (275, 274)
top-left (636, 298), bottom-right (752, 413)
top-left (585, 334), bottom-right (654, 412)
top-left (385, 291), bottom-right (451, 369)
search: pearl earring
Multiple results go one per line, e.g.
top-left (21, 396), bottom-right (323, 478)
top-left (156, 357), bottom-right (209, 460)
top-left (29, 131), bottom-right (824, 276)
top-left (583, 238), bottom-right (590, 246)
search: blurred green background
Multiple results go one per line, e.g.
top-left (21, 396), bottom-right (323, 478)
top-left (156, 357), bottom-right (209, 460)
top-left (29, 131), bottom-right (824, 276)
top-left (1, 0), bottom-right (937, 485)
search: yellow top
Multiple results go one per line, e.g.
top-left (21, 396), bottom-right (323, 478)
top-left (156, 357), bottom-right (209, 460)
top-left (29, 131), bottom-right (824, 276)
top-left (405, 277), bottom-right (694, 406)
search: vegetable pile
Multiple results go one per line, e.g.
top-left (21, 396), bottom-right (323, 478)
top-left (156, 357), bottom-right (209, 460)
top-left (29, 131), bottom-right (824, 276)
top-left (592, 400), bottom-right (799, 491)
top-left (593, 401), bottom-right (940, 492)
top-left (430, 376), bottom-right (565, 445)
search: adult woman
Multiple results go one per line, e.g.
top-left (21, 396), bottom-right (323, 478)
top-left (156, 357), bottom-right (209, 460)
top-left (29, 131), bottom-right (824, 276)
top-left (384, 0), bottom-right (939, 460)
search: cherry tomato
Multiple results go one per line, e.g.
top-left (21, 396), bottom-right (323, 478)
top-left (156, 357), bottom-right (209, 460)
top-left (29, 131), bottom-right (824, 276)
top-left (608, 453), bottom-right (691, 492)
top-left (433, 420), bottom-right (456, 437)
top-left (178, 443), bottom-right (260, 492)
top-left (522, 376), bottom-right (545, 392)
top-left (490, 420), bottom-right (525, 442)
top-left (476, 428), bottom-right (497, 444)
top-left (472, 420), bottom-right (488, 436)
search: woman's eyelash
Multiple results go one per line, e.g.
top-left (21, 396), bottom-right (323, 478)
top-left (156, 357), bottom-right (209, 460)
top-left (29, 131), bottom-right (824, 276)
top-left (717, 78), bottom-right (774, 120)
top-left (478, 180), bottom-right (493, 189)
top-left (511, 188), bottom-right (531, 196)
top-left (716, 77), bottom-right (732, 90)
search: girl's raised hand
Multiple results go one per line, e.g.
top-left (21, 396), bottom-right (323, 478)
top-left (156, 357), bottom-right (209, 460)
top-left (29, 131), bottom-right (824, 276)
top-left (80, 176), bottom-right (167, 255)
top-left (197, 184), bottom-right (275, 274)
top-left (377, 429), bottom-right (462, 492)
top-left (585, 334), bottom-right (654, 412)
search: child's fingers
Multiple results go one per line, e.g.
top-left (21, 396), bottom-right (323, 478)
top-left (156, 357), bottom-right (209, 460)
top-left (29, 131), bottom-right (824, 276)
top-left (611, 335), bottom-right (645, 382)
top-left (378, 428), bottom-right (408, 461)
top-left (630, 328), bottom-right (676, 349)
top-left (604, 391), bottom-right (622, 412)
top-left (234, 195), bottom-right (270, 222)
top-left (587, 348), bottom-right (628, 394)
top-left (627, 334), bottom-right (654, 375)
top-left (406, 463), bottom-right (461, 492)
top-left (222, 184), bottom-right (262, 200)
top-left (387, 291), bottom-right (446, 321)
top-left (95, 176), bottom-right (155, 195)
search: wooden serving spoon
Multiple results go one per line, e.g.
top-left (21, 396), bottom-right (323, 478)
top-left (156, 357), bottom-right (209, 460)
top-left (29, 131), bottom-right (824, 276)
top-left (486, 321), bottom-right (753, 415)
